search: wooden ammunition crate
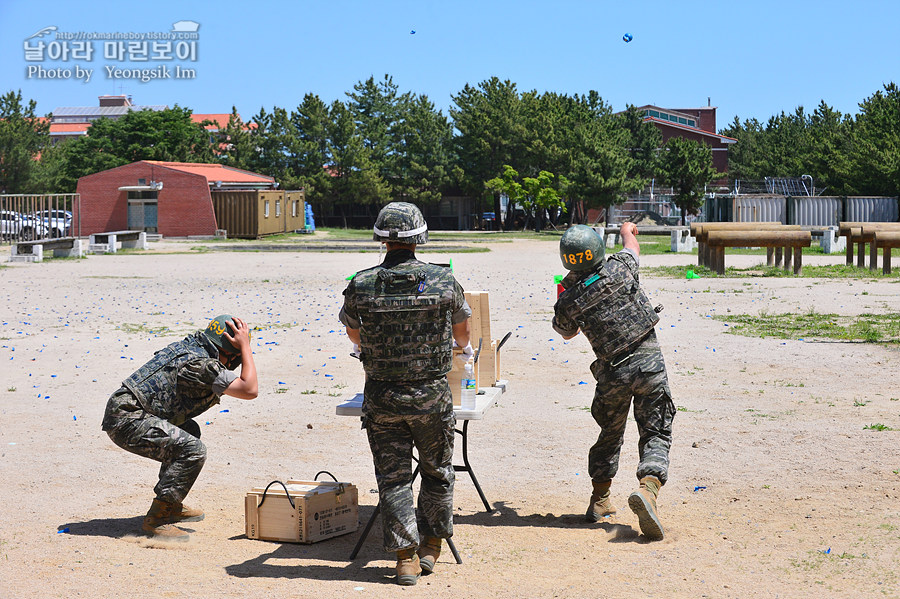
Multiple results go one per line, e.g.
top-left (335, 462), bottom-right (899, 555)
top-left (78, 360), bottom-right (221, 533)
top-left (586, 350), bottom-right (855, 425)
top-left (245, 479), bottom-right (358, 544)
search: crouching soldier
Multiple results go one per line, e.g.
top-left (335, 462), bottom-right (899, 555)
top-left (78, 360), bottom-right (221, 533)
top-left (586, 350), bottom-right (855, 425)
top-left (102, 315), bottom-right (258, 541)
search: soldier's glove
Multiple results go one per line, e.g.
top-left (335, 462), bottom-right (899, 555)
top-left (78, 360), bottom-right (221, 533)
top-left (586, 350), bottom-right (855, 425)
top-left (350, 343), bottom-right (361, 360)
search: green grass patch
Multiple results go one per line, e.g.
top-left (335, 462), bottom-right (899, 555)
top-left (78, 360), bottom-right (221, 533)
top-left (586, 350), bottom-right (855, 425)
top-left (713, 309), bottom-right (900, 343)
top-left (646, 263), bottom-right (900, 279)
top-left (863, 423), bottom-right (894, 431)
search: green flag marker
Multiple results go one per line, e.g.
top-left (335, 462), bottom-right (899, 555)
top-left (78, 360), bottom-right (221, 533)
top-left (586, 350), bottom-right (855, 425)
top-left (554, 275), bottom-right (564, 285)
top-left (346, 272), bottom-right (356, 281)
top-left (449, 258), bottom-right (453, 273)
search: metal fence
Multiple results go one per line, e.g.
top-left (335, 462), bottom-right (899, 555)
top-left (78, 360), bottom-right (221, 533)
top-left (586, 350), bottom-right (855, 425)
top-left (0, 194), bottom-right (81, 244)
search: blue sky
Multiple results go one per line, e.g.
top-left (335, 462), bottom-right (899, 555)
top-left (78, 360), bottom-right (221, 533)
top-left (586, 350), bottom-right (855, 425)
top-left (1, 0), bottom-right (898, 130)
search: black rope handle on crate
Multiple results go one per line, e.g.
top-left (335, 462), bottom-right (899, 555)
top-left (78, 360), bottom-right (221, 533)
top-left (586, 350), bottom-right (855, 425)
top-left (257, 480), bottom-right (295, 510)
top-left (314, 470), bottom-right (345, 495)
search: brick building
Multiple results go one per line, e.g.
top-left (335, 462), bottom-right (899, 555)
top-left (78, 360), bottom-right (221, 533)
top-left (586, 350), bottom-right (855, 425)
top-left (634, 104), bottom-right (736, 173)
top-left (75, 161), bottom-right (284, 237)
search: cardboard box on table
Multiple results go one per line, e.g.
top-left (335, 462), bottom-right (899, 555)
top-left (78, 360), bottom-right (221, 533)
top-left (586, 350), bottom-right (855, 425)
top-left (462, 291), bottom-right (501, 385)
top-left (245, 479), bottom-right (358, 543)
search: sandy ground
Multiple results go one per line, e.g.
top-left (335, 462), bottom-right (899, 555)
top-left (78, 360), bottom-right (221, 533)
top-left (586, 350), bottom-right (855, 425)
top-left (1, 235), bottom-right (899, 599)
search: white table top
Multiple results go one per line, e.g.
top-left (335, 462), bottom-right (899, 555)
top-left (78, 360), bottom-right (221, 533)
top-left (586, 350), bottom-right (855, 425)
top-left (335, 381), bottom-right (507, 421)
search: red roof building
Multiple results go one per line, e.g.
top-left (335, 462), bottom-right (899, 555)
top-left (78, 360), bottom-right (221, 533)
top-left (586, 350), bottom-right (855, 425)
top-left (75, 160), bottom-right (277, 237)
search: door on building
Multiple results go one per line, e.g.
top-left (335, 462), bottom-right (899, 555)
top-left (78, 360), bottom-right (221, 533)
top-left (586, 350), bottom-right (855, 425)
top-left (127, 190), bottom-right (158, 232)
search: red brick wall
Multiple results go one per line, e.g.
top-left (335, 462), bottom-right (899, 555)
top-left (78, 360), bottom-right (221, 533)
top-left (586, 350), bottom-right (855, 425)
top-left (75, 162), bottom-right (218, 237)
top-left (671, 107), bottom-right (717, 133)
top-left (654, 125), bottom-right (730, 173)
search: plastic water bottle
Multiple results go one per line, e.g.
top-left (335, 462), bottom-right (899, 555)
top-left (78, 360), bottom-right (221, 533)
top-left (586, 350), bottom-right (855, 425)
top-left (461, 362), bottom-right (476, 410)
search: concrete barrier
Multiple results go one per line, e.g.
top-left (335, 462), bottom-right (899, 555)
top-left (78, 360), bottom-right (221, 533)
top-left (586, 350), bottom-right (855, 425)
top-left (11, 237), bottom-right (83, 262)
top-left (88, 230), bottom-right (148, 254)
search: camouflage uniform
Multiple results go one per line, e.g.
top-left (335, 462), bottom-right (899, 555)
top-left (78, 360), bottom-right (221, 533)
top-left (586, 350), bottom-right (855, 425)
top-left (340, 248), bottom-right (470, 552)
top-left (553, 249), bottom-right (675, 485)
top-left (101, 332), bottom-right (237, 504)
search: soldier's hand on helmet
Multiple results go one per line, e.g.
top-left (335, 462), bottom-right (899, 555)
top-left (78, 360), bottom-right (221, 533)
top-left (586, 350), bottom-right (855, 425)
top-left (224, 316), bottom-right (251, 351)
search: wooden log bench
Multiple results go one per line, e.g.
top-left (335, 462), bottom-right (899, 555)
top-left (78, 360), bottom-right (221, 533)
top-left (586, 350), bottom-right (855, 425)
top-left (10, 236), bottom-right (83, 262)
top-left (838, 222), bottom-right (900, 269)
top-left (873, 231), bottom-right (900, 274)
top-left (691, 222), bottom-right (784, 268)
top-left (706, 230), bottom-right (812, 275)
top-left (88, 230), bottom-right (148, 254)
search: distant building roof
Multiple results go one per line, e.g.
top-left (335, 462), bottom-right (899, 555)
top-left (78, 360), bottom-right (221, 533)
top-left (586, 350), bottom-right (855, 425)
top-left (143, 161), bottom-right (275, 188)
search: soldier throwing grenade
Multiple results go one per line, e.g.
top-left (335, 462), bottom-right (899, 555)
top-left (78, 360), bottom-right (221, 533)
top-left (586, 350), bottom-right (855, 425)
top-left (552, 223), bottom-right (675, 541)
top-left (102, 315), bottom-right (258, 541)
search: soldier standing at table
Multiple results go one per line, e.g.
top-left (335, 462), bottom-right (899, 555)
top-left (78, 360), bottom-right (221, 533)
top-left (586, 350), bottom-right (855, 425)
top-left (340, 202), bottom-right (471, 585)
top-left (102, 315), bottom-right (258, 542)
top-left (552, 223), bottom-right (675, 541)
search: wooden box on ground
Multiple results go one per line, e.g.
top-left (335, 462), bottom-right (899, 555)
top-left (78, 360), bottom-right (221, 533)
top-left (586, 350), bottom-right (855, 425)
top-left (245, 479), bottom-right (358, 543)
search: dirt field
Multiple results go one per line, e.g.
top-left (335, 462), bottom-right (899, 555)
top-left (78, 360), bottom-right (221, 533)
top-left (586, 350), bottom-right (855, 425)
top-left (1, 235), bottom-right (898, 599)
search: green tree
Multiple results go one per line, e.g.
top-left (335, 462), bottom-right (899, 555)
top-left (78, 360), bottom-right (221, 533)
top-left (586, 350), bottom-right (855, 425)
top-left (0, 90), bottom-right (50, 193)
top-left (393, 93), bottom-right (458, 205)
top-left (657, 137), bottom-right (723, 224)
top-left (618, 104), bottom-right (662, 184)
top-left (218, 107), bottom-right (256, 172)
top-left (565, 92), bottom-right (640, 224)
top-left (291, 93), bottom-right (332, 200)
top-left (451, 78), bottom-right (524, 229)
top-left (521, 170), bottom-right (568, 231)
top-left (485, 164), bottom-right (525, 226)
top-left (720, 115), bottom-right (767, 182)
top-left (807, 101), bottom-right (852, 195)
top-left (849, 82), bottom-right (900, 196)
top-left (251, 106), bottom-right (302, 189)
top-left (323, 100), bottom-right (389, 225)
top-left (346, 75), bottom-right (404, 193)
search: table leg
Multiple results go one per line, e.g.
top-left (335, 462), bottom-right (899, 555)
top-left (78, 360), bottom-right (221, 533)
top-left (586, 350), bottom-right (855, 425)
top-left (349, 503), bottom-right (380, 560)
top-left (454, 419), bottom-right (494, 513)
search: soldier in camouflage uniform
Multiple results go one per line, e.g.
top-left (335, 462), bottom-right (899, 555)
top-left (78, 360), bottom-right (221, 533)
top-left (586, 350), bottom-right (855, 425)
top-left (102, 315), bottom-right (258, 541)
top-left (340, 202), bottom-right (471, 586)
top-left (552, 223), bottom-right (675, 541)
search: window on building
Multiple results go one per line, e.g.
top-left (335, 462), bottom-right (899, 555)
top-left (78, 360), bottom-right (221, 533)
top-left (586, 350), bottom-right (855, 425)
top-left (264, 200), bottom-right (270, 218)
top-left (276, 200), bottom-right (281, 217)
top-left (292, 200), bottom-right (298, 217)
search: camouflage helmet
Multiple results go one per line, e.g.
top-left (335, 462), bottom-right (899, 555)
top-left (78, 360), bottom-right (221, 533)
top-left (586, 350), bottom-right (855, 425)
top-left (373, 202), bottom-right (428, 245)
top-left (203, 315), bottom-right (244, 366)
top-left (559, 225), bottom-right (605, 271)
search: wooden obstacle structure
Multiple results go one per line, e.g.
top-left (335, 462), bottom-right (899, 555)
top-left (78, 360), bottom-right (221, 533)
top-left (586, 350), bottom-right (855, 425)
top-left (691, 222), bottom-right (783, 269)
top-left (837, 222), bottom-right (900, 271)
top-left (873, 231), bottom-right (900, 274)
top-left (705, 230), bottom-right (812, 275)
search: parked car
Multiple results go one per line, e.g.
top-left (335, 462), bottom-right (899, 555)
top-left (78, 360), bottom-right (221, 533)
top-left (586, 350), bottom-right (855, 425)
top-left (33, 209), bottom-right (73, 237)
top-left (0, 210), bottom-right (47, 241)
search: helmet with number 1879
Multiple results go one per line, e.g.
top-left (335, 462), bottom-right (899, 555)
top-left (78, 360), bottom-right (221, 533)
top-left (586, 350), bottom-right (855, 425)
top-left (559, 225), bottom-right (605, 271)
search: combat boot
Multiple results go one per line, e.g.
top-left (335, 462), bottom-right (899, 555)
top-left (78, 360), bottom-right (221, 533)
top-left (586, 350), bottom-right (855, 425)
top-left (167, 502), bottom-right (205, 523)
top-left (142, 498), bottom-right (190, 542)
top-left (586, 479), bottom-right (616, 522)
top-left (628, 476), bottom-right (664, 541)
top-left (395, 547), bottom-right (421, 586)
top-left (417, 536), bottom-right (442, 574)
